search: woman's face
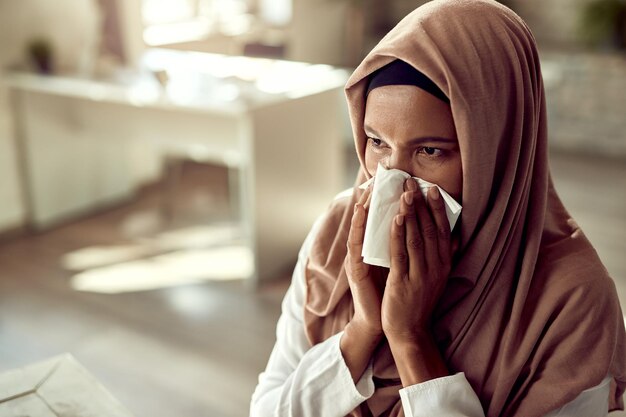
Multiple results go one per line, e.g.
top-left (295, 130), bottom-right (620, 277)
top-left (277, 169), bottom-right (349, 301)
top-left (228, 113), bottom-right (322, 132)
top-left (363, 85), bottom-right (462, 202)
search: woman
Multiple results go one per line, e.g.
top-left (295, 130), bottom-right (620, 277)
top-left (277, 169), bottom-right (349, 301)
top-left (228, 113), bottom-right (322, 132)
top-left (250, 0), bottom-right (626, 416)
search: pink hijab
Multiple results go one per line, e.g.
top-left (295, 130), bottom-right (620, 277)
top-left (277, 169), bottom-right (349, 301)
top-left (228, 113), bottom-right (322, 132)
top-left (303, 1), bottom-right (626, 416)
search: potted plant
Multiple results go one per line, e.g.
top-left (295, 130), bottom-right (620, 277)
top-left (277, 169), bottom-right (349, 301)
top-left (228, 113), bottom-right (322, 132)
top-left (27, 37), bottom-right (54, 74)
top-left (580, 0), bottom-right (626, 50)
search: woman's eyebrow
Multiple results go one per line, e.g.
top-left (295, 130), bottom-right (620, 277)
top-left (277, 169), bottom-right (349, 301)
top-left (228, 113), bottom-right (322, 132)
top-left (407, 136), bottom-right (457, 146)
top-left (363, 124), bottom-right (382, 138)
top-left (364, 124), bottom-right (456, 145)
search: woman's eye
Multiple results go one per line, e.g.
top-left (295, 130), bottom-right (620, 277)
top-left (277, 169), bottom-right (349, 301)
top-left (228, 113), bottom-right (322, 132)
top-left (420, 146), bottom-right (443, 157)
top-left (368, 137), bottom-right (383, 147)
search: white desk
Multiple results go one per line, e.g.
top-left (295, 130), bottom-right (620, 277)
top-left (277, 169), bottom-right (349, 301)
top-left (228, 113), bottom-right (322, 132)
top-left (6, 49), bottom-right (350, 283)
top-left (0, 354), bottom-right (134, 417)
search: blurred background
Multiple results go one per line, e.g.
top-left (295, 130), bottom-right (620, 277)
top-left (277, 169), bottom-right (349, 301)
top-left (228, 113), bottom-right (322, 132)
top-left (0, 0), bottom-right (624, 415)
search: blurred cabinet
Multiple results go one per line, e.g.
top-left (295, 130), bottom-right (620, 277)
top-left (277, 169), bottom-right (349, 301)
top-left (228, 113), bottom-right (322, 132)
top-left (12, 91), bottom-right (134, 226)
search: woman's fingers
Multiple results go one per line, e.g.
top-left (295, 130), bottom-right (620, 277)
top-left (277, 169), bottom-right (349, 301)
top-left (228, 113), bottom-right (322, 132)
top-left (364, 184), bottom-right (373, 210)
top-left (427, 186), bottom-right (452, 265)
top-left (347, 187), bottom-right (372, 279)
top-left (401, 181), bottom-right (426, 278)
top-left (347, 206), bottom-right (367, 280)
top-left (389, 213), bottom-right (408, 281)
top-left (409, 180), bottom-right (439, 273)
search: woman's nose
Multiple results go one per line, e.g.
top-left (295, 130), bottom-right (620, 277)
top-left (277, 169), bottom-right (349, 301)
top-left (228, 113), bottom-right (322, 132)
top-left (384, 152), bottom-right (413, 174)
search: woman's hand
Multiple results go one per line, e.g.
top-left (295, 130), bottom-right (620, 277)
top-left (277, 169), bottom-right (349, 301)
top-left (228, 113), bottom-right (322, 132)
top-left (381, 178), bottom-right (453, 385)
top-left (340, 184), bottom-right (386, 383)
top-left (345, 184), bottom-right (386, 339)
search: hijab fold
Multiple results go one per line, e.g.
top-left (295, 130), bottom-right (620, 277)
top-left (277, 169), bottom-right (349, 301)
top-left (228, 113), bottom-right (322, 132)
top-left (303, 1), bottom-right (626, 416)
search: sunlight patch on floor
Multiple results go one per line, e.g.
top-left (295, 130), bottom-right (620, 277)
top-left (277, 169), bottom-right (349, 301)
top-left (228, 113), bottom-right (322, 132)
top-left (62, 224), bottom-right (243, 271)
top-left (155, 224), bottom-right (243, 251)
top-left (63, 223), bottom-right (251, 293)
top-left (62, 244), bottom-right (155, 271)
top-left (70, 245), bottom-right (253, 293)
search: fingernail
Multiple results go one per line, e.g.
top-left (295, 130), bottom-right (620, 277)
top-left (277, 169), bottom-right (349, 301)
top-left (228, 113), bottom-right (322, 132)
top-left (406, 178), bottom-right (417, 191)
top-left (354, 203), bottom-right (360, 213)
top-left (395, 214), bottom-right (404, 226)
top-left (430, 187), bottom-right (440, 200)
top-left (404, 191), bottom-right (413, 205)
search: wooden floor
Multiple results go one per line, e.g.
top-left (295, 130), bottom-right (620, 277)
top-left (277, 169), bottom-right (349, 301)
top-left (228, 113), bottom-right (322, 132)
top-left (0, 151), bottom-right (624, 417)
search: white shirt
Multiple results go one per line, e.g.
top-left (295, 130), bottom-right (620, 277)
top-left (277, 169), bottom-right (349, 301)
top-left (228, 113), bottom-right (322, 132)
top-left (250, 210), bottom-right (612, 417)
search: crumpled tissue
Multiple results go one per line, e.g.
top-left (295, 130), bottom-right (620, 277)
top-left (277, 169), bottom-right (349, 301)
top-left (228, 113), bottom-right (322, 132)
top-left (358, 164), bottom-right (462, 268)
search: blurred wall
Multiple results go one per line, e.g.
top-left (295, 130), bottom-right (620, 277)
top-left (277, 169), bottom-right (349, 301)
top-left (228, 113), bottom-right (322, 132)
top-left (542, 51), bottom-right (626, 157)
top-left (377, 0), bottom-right (596, 50)
top-left (510, 0), bottom-right (593, 49)
top-left (0, 0), bottom-right (101, 231)
top-left (0, 0), bottom-right (101, 73)
top-left (505, 0), bottom-right (626, 157)
top-left (288, 0), bottom-right (349, 66)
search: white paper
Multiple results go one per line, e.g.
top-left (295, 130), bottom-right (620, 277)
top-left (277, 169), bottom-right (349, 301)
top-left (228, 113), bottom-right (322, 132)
top-left (358, 164), bottom-right (462, 268)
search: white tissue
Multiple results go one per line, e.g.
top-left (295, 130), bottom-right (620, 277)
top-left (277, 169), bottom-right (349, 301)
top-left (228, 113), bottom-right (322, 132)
top-left (358, 164), bottom-right (462, 268)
